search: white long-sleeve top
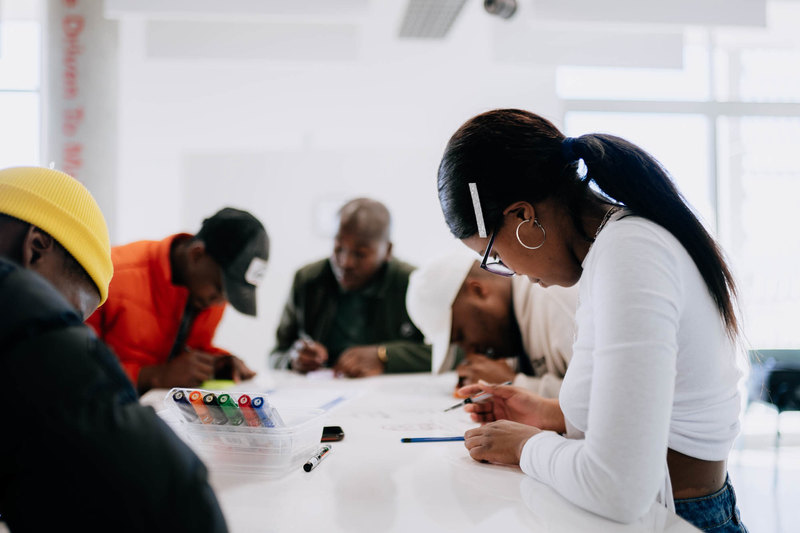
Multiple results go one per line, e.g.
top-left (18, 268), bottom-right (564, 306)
top-left (518, 212), bottom-right (743, 523)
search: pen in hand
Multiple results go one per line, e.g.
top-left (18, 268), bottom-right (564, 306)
top-left (443, 380), bottom-right (513, 412)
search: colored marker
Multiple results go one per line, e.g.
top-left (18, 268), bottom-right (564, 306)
top-left (400, 437), bottom-right (465, 443)
top-left (236, 394), bottom-right (262, 427)
top-left (202, 392), bottom-right (228, 425)
top-left (171, 390), bottom-right (198, 422)
top-left (250, 396), bottom-right (275, 427)
top-left (303, 445), bottom-right (331, 472)
top-left (218, 393), bottom-right (245, 426)
top-left (188, 390), bottom-right (213, 424)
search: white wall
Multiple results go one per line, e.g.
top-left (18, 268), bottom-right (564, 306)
top-left (112, 2), bottom-right (560, 372)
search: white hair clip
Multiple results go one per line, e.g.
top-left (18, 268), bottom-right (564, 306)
top-left (468, 183), bottom-right (488, 238)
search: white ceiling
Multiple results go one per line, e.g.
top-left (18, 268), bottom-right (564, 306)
top-left (104, 0), bottom-right (769, 28)
top-left (99, 0), bottom-right (800, 69)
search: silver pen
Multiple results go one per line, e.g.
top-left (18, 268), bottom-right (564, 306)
top-left (443, 380), bottom-right (513, 412)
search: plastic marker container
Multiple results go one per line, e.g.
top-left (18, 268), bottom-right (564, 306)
top-left (164, 388), bottom-right (324, 476)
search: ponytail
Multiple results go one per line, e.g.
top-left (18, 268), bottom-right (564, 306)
top-left (569, 134), bottom-right (739, 338)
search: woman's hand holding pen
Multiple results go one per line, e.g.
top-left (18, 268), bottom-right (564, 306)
top-left (458, 380), bottom-right (566, 434)
top-left (460, 380), bottom-right (559, 467)
top-left (290, 337), bottom-right (328, 373)
top-left (464, 420), bottom-right (541, 466)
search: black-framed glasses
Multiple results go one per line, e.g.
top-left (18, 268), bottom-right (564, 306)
top-left (480, 228), bottom-right (515, 277)
top-left (469, 181), bottom-right (514, 277)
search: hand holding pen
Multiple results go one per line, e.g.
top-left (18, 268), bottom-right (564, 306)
top-left (290, 332), bottom-right (329, 374)
top-left (142, 347), bottom-right (215, 389)
top-left (455, 380), bottom-right (566, 432)
top-left (445, 380), bottom-right (513, 412)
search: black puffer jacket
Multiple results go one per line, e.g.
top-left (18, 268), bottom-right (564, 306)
top-left (0, 258), bottom-right (227, 532)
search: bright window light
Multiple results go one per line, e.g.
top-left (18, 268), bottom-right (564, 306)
top-left (557, 45), bottom-right (711, 101)
top-left (0, 21), bottom-right (41, 91)
top-left (0, 19), bottom-right (41, 168)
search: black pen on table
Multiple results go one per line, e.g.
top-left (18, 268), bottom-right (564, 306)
top-left (303, 445), bottom-right (331, 472)
top-left (444, 380), bottom-right (513, 412)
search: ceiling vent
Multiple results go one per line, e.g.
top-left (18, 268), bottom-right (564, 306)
top-left (398, 0), bottom-right (468, 39)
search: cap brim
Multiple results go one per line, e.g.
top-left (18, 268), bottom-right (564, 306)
top-left (222, 272), bottom-right (257, 316)
top-left (405, 248), bottom-right (477, 373)
top-left (430, 317), bottom-right (454, 374)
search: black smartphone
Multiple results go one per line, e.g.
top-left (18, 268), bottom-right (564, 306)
top-left (321, 425), bottom-right (345, 442)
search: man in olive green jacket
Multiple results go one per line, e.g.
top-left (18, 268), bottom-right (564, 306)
top-left (270, 198), bottom-right (430, 377)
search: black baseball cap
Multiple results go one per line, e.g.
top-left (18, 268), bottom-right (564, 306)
top-left (196, 207), bottom-right (269, 316)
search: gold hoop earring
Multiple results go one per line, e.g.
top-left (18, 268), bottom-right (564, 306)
top-left (516, 218), bottom-right (546, 250)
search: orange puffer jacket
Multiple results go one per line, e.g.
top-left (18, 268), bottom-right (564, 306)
top-left (86, 234), bottom-right (228, 386)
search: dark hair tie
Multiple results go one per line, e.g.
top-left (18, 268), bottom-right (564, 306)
top-left (562, 136), bottom-right (578, 163)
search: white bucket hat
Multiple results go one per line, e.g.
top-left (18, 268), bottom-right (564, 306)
top-left (406, 248), bottom-right (478, 373)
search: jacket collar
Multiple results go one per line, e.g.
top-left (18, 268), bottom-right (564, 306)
top-left (325, 258), bottom-right (393, 298)
top-left (152, 233), bottom-right (192, 309)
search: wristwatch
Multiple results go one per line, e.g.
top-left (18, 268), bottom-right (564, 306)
top-left (377, 345), bottom-right (388, 364)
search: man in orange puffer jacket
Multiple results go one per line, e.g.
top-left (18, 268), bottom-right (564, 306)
top-left (88, 207), bottom-right (268, 394)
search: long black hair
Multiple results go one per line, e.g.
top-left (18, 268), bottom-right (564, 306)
top-left (437, 108), bottom-right (739, 337)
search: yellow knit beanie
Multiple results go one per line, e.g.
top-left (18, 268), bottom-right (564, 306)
top-left (0, 166), bottom-right (112, 305)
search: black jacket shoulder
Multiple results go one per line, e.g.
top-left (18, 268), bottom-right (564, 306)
top-left (0, 259), bottom-right (227, 533)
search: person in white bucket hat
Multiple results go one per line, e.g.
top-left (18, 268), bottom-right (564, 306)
top-left (406, 247), bottom-right (578, 397)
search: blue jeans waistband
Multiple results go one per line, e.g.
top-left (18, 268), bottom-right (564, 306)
top-left (674, 475), bottom-right (747, 532)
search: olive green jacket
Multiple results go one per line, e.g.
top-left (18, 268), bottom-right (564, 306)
top-left (270, 258), bottom-right (431, 373)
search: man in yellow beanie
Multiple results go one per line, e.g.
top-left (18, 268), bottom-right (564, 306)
top-left (0, 165), bottom-right (113, 318)
top-left (0, 167), bottom-right (228, 532)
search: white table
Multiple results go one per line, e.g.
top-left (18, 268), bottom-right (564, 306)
top-left (142, 372), bottom-right (699, 533)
